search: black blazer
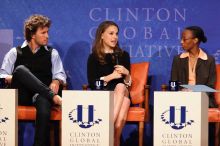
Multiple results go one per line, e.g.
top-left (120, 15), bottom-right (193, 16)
top-left (171, 54), bottom-right (217, 107)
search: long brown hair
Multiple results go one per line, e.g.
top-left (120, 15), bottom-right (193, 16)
top-left (92, 21), bottom-right (122, 64)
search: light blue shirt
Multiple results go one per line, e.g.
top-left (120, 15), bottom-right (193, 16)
top-left (0, 41), bottom-right (67, 84)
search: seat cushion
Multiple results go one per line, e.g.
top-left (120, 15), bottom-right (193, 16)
top-left (126, 107), bottom-right (145, 122)
top-left (208, 108), bottom-right (220, 122)
top-left (18, 106), bottom-right (61, 120)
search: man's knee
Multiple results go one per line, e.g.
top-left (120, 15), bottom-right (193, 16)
top-left (13, 65), bottom-right (29, 76)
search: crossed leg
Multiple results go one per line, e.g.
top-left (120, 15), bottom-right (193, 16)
top-left (113, 83), bottom-right (130, 146)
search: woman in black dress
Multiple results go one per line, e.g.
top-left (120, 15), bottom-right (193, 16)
top-left (87, 21), bottom-right (131, 146)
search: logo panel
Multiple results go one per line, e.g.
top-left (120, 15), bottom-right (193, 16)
top-left (0, 105), bottom-right (9, 124)
top-left (68, 105), bottom-right (102, 128)
top-left (161, 106), bottom-right (194, 130)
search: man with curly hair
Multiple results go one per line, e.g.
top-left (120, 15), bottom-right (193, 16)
top-left (0, 14), bottom-right (66, 146)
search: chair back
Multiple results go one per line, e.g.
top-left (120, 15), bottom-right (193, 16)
top-left (130, 62), bottom-right (149, 104)
top-left (215, 64), bottom-right (220, 105)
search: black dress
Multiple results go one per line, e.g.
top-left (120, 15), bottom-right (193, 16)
top-left (87, 51), bottom-right (130, 90)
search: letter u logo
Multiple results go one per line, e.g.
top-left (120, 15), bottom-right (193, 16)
top-left (169, 106), bottom-right (186, 130)
top-left (170, 82), bottom-right (176, 88)
top-left (96, 81), bottom-right (101, 87)
top-left (77, 105), bottom-right (94, 128)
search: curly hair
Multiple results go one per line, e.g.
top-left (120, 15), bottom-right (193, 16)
top-left (24, 14), bottom-right (51, 42)
top-left (92, 21), bottom-right (122, 64)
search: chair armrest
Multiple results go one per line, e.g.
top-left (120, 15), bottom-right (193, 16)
top-left (144, 85), bottom-right (150, 122)
top-left (208, 108), bottom-right (220, 122)
top-left (82, 84), bottom-right (89, 90)
top-left (161, 84), bottom-right (168, 91)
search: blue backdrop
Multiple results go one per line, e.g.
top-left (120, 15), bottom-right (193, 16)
top-left (1, 0), bottom-right (220, 146)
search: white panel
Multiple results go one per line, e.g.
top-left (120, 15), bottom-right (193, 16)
top-left (62, 90), bottom-right (114, 146)
top-left (0, 89), bottom-right (18, 146)
top-left (154, 91), bottom-right (208, 146)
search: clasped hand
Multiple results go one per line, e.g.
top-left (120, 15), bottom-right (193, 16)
top-left (114, 65), bottom-right (129, 75)
top-left (111, 65), bottom-right (129, 79)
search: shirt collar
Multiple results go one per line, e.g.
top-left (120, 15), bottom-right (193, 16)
top-left (180, 48), bottom-right (208, 60)
top-left (21, 40), bottom-right (49, 51)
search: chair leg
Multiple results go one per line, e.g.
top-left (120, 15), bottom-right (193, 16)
top-left (215, 122), bottom-right (220, 146)
top-left (139, 121), bottom-right (144, 146)
top-left (50, 122), bottom-right (55, 146)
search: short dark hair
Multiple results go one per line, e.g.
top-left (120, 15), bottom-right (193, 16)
top-left (24, 14), bottom-right (51, 42)
top-left (185, 26), bottom-right (207, 43)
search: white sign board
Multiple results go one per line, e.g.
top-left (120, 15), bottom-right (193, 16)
top-left (154, 92), bottom-right (208, 146)
top-left (62, 91), bottom-right (114, 146)
top-left (0, 89), bottom-right (17, 146)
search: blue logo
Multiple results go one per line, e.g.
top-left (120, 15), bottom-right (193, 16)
top-left (0, 105), bottom-right (9, 124)
top-left (161, 106), bottom-right (194, 130)
top-left (68, 105), bottom-right (102, 128)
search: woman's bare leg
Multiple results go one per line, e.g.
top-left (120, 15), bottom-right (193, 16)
top-left (113, 83), bottom-right (128, 122)
top-left (113, 83), bottom-right (130, 146)
top-left (114, 97), bottom-right (130, 146)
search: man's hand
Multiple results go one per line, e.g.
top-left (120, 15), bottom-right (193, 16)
top-left (53, 94), bottom-right (62, 105)
top-left (5, 75), bottom-right (12, 84)
top-left (49, 80), bottom-right (60, 94)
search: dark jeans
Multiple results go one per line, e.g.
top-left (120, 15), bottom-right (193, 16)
top-left (12, 65), bottom-right (54, 146)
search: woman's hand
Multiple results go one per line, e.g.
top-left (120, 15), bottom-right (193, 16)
top-left (114, 65), bottom-right (129, 76)
top-left (103, 70), bottom-right (122, 83)
top-left (103, 65), bottom-right (129, 83)
top-left (114, 65), bottom-right (131, 86)
top-left (111, 70), bottom-right (123, 79)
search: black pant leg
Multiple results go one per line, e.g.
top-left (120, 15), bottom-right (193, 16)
top-left (16, 85), bottom-right (34, 105)
top-left (11, 71), bottom-right (34, 105)
top-left (11, 65), bottom-right (54, 145)
top-left (33, 95), bottom-right (52, 146)
top-left (12, 65), bottom-right (54, 101)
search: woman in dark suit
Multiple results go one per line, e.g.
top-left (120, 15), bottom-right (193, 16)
top-left (171, 26), bottom-right (217, 145)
